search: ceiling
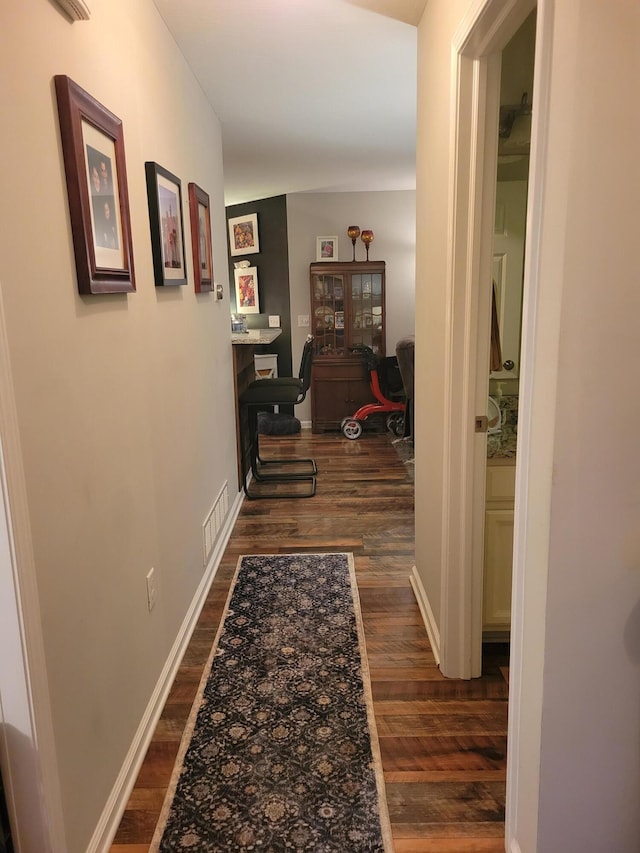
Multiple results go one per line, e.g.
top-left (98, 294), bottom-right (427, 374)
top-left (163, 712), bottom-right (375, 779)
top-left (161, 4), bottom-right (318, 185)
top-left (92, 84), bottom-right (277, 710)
top-left (152, 0), bottom-right (424, 205)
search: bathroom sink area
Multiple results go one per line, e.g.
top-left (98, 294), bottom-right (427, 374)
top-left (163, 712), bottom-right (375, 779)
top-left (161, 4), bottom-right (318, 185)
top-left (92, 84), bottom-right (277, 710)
top-left (487, 394), bottom-right (518, 459)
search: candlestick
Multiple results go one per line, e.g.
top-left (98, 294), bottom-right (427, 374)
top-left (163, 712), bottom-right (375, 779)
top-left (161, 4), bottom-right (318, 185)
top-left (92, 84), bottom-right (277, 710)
top-left (347, 226), bottom-right (360, 262)
top-left (360, 229), bottom-right (374, 261)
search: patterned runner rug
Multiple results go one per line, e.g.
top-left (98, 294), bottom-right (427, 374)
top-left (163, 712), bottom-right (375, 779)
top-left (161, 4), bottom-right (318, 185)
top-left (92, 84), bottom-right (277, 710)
top-left (150, 552), bottom-right (393, 852)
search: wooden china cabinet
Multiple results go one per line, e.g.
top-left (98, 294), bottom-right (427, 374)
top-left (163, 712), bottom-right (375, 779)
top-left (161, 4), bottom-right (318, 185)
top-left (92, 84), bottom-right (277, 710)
top-left (309, 260), bottom-right (386, 432)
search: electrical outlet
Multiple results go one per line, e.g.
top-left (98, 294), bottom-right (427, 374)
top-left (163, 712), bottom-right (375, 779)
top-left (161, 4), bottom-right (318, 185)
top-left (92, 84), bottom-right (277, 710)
top-left (268, 314), bottom-right (280, 328)
top-left (298, 314), bottom-right (309, 327)
top-left (146, 567), bottom-right (157, 612)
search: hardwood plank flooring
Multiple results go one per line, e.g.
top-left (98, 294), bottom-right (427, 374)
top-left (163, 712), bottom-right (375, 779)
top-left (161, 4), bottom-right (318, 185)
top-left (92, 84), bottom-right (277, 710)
top-left (110, 431), bottom-right (508, 852)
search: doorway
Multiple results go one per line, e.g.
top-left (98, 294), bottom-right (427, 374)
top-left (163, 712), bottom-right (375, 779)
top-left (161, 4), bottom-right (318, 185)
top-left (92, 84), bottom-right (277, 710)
top-left (440, 0), bottom-right (554, 847)
top-left (482, 12), bottom-right (535, 644)
top-left (436, 0), bottom-right (537, 681)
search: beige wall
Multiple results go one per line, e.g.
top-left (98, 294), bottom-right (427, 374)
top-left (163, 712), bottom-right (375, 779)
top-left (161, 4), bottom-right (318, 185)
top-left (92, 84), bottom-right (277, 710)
top-left (0, 0), bottom-right (237, 850)
top-left (416, 0), bottom-right (640, 849)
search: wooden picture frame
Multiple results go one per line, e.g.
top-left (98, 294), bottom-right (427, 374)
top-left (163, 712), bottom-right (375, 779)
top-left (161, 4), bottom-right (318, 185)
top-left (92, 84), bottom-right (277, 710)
top-left (145, 162), bottom-right (187, 286)
top-left (316, 236), bottom-right (338, 261)
top-left (234, 266), bottom-right (260, 313)
top-left (54, 75), bottom-right (135, 294)
top-left (188, 183), bottom-right (213, 293)
top-left (228, 213), bottom-right (259, 256)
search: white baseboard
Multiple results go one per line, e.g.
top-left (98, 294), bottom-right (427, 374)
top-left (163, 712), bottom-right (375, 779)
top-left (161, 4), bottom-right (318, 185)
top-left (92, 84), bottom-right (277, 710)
top-left (300, 420), bottom-right (312, 430)
top-left (410, 565), bottom-right (441, 666)
top-left (87, 488), bottom-right (243, 853)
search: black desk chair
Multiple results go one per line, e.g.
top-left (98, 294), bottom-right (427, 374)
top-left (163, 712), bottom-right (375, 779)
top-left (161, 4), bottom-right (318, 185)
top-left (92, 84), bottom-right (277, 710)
top-left (395, 335), bottom-right (415, 440)
top-left (239, 336), bottom-right (316, 499)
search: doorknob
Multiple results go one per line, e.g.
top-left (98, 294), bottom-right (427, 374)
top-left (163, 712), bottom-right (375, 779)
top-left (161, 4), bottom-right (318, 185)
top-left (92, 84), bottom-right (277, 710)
top-left (503, 359), bottom-right (515, 371)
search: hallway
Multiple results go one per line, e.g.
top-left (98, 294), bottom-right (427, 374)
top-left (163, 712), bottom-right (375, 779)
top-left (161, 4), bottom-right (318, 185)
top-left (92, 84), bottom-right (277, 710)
top-left (111, 431), bottom-right (507, 852)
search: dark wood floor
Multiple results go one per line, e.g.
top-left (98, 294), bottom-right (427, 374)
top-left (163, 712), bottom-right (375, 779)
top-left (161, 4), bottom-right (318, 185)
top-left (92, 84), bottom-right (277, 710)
top-left (110, 431), bottom-right (508, 852)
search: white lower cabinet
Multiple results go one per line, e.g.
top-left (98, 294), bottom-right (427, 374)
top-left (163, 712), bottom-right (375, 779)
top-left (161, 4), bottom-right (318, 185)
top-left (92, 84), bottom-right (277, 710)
top-left (483, 463), bottom-right (516, 633)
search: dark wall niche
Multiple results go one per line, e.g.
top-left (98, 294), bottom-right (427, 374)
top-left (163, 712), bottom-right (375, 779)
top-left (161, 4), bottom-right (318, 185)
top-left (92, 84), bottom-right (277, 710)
top-left (226, 194), bottom-right (293, 380)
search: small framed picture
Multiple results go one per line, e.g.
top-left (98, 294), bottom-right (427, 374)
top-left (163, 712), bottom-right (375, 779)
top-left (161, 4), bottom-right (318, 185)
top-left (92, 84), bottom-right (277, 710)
top-left (228, 213), bottom-right (259, 256)
top-left (335, 311), bottom-right (344, 329)
top-left (54, 75), bottom-right (135, 294)
top-left (188, 183), bottom-right (213, 293)
top-left (316, 236), bottom-right (338, 261)
top-left (145, 162), bottom-right (187, 286)
top-left (234, 266), bottom-right (260, 313)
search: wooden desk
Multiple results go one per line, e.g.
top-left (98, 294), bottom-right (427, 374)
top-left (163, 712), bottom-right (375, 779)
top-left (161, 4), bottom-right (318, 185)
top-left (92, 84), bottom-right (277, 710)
top-left (232, 330), bottom-right (282, 491)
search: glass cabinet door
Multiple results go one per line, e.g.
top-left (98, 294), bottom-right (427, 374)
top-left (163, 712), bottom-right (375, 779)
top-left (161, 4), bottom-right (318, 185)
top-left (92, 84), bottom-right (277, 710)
top-left (311, 273), bottom-right (345, 356)
top-left (349, 272), bottom-right (383, 354)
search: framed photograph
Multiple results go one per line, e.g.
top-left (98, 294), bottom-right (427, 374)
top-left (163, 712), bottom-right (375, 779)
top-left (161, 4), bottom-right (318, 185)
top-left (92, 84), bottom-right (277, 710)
top-left (316, 236), bottom-right (338, 261)
top-left (188, 183), bottom-right (213, 293)
top-left (228, 213), bottom-right (259, 256)
top-left (54, 75), bottom-right (135, 294)
top-left (234, 266), bottom-right (260, 313)
top-left (145, 162), bottom-right (187, 286)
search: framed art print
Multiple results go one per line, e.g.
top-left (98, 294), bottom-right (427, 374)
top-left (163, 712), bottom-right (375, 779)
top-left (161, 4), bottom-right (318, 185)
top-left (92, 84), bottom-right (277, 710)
top-left (188, 183), bottom-right (213, 293)
top-left (228, 213), bottom-right (259, 256)
top-left (145, 162), bottom-right (187, 286)
top-left (234, 266), bottom-right (260, 313)
top-left (316, 236), bottom-right (338, 261)
top-left (54, 75), bottom-right (135, 294)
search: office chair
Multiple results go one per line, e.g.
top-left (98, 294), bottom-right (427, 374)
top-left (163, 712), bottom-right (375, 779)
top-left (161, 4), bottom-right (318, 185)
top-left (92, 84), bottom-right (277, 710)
top-left (239, 335), bottom-right (316, 499)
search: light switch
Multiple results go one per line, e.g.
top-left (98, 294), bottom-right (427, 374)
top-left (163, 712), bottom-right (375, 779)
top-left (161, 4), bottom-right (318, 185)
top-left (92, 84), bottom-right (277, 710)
top-left (268, 315), bottom-right (280, 328)
top-left (298, 315), bottom-right (310, 327)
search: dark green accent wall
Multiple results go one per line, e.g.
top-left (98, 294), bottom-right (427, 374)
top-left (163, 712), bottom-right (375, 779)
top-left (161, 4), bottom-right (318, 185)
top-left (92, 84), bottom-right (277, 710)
top-left (226, 195), bottom-right (293, 380)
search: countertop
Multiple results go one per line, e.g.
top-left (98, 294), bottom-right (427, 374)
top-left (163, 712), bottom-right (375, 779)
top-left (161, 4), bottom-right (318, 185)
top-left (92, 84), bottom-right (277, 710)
top-left (487, 455), bottom-right (516, 466)
top-left (231, 329), bottom-right (282, 345)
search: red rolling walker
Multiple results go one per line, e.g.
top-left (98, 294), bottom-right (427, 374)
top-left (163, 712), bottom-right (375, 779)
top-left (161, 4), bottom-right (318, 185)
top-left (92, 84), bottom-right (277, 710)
top-left (341, 346), bottom-right (406, 440)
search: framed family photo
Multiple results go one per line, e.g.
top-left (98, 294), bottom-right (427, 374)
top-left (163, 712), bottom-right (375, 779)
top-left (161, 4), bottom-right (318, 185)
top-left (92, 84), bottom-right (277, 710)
top-left (188, 183), bottom-right (213, 293)
top-left (54, 75), bottom-right (135, 294)
top-left (234, 266), bottom-right (260, 313)
top-left (316, 236), bottom-right (338, 261)
top-left (145, 162), bottom-right (187, 286)
top-left (228, 213), bottom-right (259, 256)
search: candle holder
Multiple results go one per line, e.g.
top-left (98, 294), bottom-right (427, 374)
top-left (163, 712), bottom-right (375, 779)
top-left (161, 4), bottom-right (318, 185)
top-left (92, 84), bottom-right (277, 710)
top-left (360, 229), bottom-right (374, 261)
top-left (347, 225), bottom-right (360, 262)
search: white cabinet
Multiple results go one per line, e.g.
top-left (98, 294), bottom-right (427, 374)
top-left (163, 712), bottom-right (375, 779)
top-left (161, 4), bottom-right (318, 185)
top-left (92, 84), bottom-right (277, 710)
top-left (483, 462), bottom-right (515, 633)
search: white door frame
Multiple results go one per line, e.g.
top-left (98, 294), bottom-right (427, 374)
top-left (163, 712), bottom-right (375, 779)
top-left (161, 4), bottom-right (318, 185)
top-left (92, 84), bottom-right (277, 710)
top-left (0, 283), bottom-right (66, 852)
top-left (441, 0), bottom-right (536, 679)
top-left (441, 0), bottom-right (554, 848)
